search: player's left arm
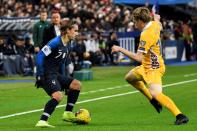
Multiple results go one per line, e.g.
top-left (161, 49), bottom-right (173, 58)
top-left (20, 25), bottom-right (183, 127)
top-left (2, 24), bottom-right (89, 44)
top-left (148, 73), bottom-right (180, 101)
top-left (153, 14), bottom-right (163, 30)
top-left (111, 45), bottom-right (143, 63)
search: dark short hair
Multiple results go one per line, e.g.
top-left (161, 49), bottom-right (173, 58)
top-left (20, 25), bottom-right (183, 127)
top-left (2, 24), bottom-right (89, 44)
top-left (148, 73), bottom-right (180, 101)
top-left (60, 20), bottom-right (78, 32)
top-left (132, 7), bottom-right (151, 23)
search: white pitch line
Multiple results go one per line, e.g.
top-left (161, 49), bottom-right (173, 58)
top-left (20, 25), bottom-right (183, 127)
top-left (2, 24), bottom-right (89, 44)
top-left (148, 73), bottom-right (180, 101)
top-left (0, 79), bottom-right (197, 120)
top-left (184, 73), bottom-right (197, 77)
top-left (80, 84), bottom-right (129, 95)
top-left (81, 78), bottom-right (197, 95)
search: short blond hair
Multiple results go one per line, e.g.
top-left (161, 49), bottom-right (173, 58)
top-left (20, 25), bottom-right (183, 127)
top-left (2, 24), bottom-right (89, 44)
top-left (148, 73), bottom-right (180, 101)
top-left (132, 7), bottom-right (151, 23)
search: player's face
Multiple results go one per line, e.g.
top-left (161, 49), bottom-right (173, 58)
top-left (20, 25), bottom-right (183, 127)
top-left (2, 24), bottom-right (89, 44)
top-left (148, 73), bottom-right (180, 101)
top-left (134, 19), bottom-right (144, 31)
top-left (67, 24), bottom-right (79, 40)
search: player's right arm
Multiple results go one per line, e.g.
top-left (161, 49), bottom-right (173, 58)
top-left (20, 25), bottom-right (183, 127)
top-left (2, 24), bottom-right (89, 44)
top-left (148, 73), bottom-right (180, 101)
top-left (36, 38), bottom-right (59, 76)
top-left (36, 46), bottom-right (49, 76)
top-left (111, 45), bottom-right (143, 63)
top-left (111, 31), bottom-right (153, 63)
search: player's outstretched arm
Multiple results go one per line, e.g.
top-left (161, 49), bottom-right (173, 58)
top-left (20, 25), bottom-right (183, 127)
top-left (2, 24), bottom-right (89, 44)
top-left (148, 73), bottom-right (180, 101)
top-left (154, 14), bottom-right (163, 30)
top-left (153, 14), bottom-right (160, 22)
top-left (111, 45), bottom-right (143, 63)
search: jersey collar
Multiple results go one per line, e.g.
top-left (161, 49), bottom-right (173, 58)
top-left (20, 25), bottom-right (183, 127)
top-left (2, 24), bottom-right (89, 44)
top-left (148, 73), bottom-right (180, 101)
top-left (61, 36), bottom-right (69, 46)
top-left (142, 21), bottom-right (152, 31)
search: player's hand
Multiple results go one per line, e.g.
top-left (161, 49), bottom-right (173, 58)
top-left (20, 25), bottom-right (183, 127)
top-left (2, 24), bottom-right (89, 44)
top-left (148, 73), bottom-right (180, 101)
top-left (35, 75), bottom-right (44, 88)
top-left (154, 14), bottom-right (161, 22)
top-left (153, 14), bottom-right (163, 30)
top-left (111, 45), bottom-right (121, 53)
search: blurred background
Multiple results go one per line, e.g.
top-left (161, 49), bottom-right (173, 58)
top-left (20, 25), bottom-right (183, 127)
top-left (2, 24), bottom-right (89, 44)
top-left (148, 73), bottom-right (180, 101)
top-left (0, 0), bottom-right (196, 76)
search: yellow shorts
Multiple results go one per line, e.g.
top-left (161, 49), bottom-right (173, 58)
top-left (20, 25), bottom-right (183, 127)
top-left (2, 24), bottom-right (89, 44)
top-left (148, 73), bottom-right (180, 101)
top-left (131, 65), bottom-right (165, 85)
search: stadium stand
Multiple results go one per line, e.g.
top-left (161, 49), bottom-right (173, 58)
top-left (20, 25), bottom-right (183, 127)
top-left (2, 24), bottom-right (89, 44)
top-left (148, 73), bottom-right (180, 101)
top-left (0, 0), bottom-right (196, 76)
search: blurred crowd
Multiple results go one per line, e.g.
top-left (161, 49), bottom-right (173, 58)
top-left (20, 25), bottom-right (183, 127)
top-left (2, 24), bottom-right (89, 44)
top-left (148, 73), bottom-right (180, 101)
top-left (161, 19), bottom-right (196, 61)
top-left (0, 0), bottom-right (197, 76)
top-left (0, 0), bottom-right (134, 32)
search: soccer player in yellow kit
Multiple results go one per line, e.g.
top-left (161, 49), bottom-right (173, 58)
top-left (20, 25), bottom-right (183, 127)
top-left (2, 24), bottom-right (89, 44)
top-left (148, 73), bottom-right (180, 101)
top-left (112, 7), bottom-right (189, 125)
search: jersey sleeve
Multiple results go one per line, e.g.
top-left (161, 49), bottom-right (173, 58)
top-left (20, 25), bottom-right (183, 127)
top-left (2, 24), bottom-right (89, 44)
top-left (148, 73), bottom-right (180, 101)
top-left (36, 51), bottom-right (45, 76)
top-left (36, 37), bottom-right (60, 76)
top-left (137, 32), bottom-right (154, 54)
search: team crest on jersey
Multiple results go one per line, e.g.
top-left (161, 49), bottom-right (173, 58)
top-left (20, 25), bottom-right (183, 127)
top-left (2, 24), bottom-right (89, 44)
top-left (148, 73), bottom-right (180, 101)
top-left (140, 41), bottom-right (146, 46)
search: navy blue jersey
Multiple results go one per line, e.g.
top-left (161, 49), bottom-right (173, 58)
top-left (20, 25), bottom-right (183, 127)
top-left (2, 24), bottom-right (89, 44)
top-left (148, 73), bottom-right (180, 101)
top-left (36, 36), bottom-right (75, 76)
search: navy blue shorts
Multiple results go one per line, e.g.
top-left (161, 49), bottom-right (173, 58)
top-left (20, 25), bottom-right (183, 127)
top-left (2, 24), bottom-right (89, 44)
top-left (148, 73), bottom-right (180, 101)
top-left (43, 74), bottom-right (74, 96)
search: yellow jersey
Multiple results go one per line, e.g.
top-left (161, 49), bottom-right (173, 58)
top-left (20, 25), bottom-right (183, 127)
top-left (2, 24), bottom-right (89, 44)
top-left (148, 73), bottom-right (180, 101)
top-left (137, 21), bottom-right (164, 70)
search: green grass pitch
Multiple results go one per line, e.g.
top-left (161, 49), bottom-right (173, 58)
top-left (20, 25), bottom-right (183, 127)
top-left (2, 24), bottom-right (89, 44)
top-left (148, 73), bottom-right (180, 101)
top-left (0, 65), bottom-right (197, 131)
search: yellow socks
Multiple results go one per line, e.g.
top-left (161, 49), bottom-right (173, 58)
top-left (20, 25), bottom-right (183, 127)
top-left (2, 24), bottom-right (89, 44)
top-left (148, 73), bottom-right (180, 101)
top-left (131, 81), bottom-right (152, 100)
top-left (155, 93), bottom-right (181, 116)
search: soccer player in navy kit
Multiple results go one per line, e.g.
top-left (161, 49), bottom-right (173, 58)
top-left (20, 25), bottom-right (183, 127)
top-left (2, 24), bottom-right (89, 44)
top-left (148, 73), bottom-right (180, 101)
top-left (35, 20), bottom-right (81, 128)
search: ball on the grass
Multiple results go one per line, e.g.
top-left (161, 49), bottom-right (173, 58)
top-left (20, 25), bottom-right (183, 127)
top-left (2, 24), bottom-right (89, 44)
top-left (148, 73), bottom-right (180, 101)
top-left (75, 109), bottom-right (91, 124)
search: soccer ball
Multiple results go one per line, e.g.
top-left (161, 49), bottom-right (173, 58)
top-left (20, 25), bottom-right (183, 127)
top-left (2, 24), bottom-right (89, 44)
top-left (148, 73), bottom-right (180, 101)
top-left (75, 109), bottom-right (91, 124)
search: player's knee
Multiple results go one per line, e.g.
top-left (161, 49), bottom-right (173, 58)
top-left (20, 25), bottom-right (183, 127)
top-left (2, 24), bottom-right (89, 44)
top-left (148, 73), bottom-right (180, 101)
top-left (125, 73), bottom-right (131, 82)
top-left (70, 79), bottom-right (81, 91)
top-left (149, 85), bottom-right (162, 97)
top-left (52, 91), bottom-right (63, 102)
top-left (149, 89), bottom-right (157, 97)
top-left (125, 73), bottom-right (136, 84)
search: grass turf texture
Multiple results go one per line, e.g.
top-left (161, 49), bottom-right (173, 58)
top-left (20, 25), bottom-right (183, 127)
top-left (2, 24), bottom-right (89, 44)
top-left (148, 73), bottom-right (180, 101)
top-left (0, 65), bottom-right (197, 131)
